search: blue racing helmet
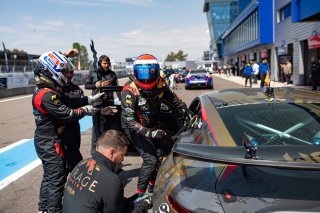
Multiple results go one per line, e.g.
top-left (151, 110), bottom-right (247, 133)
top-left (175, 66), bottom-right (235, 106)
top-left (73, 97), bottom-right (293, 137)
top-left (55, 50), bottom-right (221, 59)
top-left (133, 54), bottom-right (160, 90)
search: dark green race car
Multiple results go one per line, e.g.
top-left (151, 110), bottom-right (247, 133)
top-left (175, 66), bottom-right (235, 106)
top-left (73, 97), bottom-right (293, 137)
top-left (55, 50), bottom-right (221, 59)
top-left (153, 87), bottom-right (320, 213)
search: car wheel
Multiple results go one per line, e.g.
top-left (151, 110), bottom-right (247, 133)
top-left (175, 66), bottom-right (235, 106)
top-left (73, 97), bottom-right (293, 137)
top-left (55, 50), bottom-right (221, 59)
top-left (185, 86), bottom-right (189, 90)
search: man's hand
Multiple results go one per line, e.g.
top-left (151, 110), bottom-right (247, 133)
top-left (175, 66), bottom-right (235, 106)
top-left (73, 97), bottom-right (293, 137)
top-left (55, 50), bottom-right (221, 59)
top-left (148, 129), bottom-right (166, 140)
top-left (101, 106), bottom-right (118, 115)
top-left (143, 197), bottom-right (153, 209)
top-left (88, 92), bottom-right (104, 105)
top-left (81, 105), bottom-right (100, 116)
top-left (101, 80), bottom-right (111, 87)
top-left (64, 48), bottom-right (78, 58)
top-left (182, 107), bottom-right (193, 122)
top-left (95, 80), bottom-right (110, 88)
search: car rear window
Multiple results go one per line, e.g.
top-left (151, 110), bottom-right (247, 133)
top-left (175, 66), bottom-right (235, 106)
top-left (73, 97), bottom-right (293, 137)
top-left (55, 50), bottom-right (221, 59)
top-left (190, 70), bottom-right (207, 75)
top-left (179, 70), bottom-right (187, 75)
top-left (217, 102), bottom-right (320, 146)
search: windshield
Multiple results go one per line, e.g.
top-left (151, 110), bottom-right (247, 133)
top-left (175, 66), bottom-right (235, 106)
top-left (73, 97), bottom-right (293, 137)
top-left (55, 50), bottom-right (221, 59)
top-left (179, 70), bottom-right (187, 76)
top-left (218, 102), bottom-right (320, 146)
top-left (190, 70), bottom-right (207, 75)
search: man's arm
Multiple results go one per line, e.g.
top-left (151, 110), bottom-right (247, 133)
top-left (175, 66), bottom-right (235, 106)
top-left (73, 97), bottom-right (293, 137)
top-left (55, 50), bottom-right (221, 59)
top-left (100, 176), bottom-right (149, 213)
top-left (163, 85), bottom-right (192, 120)
top-left (121, 89), bottom-right (149, 137)
top-left (85, 70), bottom-right (97, 90)
top-left (62, 85), bottom-right (89, 108)
top-left (40, 90), bottom-right (90, 121)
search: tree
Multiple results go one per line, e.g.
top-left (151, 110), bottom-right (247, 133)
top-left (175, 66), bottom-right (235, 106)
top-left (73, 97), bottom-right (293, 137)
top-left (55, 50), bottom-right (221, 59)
top-left (70, 42), bottom-right (91, 70)
top-left (175, 50), bottom-right (188, 61)
top-left (11, 49), bottom-right (27, 54)
top-left (165, 50), bottom-right (188, 61)
top-left (165, 52), bottom-right (176, 62)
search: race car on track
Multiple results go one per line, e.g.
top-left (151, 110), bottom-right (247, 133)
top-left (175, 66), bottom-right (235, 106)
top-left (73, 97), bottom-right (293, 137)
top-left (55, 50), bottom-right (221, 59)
top-left (185, 69), bottom-right (213, 90)
top-left (153, 87), bottom-right (320, 213)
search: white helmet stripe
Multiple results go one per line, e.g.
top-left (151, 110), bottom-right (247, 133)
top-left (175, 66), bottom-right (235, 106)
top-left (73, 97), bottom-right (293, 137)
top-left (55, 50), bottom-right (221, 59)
top-left (134, 59), bottom-right (158, 65)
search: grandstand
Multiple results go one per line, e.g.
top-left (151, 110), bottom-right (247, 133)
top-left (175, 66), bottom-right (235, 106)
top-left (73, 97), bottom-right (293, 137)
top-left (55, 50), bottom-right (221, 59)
top-left (0, 51), bottom-right (40, 73)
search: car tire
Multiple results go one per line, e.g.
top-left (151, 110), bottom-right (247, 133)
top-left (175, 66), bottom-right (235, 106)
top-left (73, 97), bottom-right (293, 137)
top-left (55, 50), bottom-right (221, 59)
top-left (185, 86), bottom-right (189, 90)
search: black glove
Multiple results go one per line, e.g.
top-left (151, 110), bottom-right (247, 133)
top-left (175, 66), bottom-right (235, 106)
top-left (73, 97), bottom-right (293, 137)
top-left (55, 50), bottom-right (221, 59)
top-left (148, 129), bottom-right (167, 140)
top-left (135, 199), bottom-right (152, 211)
top-left (182, 107), bottom-right (193, 122)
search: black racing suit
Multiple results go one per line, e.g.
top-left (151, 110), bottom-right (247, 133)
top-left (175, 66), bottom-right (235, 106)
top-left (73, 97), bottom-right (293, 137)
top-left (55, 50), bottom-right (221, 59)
top-left (61, 82), bottom-right (89, 173)
top-left (121, 78), bottom-right (188, 192)
top-left (62, 151), bottom-right (149, 213)
top-left (85, 68), bottom-right (120, 153)
top-left (32, 84), bottom-right (88, 213)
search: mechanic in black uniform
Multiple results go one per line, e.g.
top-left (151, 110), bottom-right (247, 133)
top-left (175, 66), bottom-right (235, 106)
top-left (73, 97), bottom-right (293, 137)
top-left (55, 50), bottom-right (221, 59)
top-left (121, 54), bottom-right (192, 202)
top-left (62, 129), bottom-right (151, 213)
top-left (32, 50), bottom-right (101, 213)
top-left (60, 49), bottom-right (106, 173)
top-left (85, 55), bottom-right (120, 154)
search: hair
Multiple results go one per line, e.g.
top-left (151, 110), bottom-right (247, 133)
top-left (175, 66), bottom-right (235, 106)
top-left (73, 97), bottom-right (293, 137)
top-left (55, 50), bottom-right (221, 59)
top-left (96, 130), bottom-right (130, 150)
top-left (98, 55), bottom-right (110, 67)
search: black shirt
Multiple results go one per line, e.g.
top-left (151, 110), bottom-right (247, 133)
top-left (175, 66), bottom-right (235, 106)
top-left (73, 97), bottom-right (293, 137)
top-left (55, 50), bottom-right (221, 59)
top-left (62, 152), bottom-right (149, 213)
top-left (85, 68), bottom-right (119, 106)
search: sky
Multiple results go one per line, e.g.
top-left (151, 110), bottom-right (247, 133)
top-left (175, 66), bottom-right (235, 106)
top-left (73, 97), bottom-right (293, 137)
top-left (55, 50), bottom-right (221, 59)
top-left (0, 0), bottom-right (210, 62)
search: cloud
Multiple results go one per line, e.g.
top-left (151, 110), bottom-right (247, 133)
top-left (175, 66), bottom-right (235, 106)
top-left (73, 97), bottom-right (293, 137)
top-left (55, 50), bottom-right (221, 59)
top-left (93, 23), bottom-right (210, 61)
top-left (55, 0), bottom-right (106, 7)
top-left (24, 20), bottom-right (66, 31)
top-left (0, 26), bottom-right (14, 33)
top-left (2, 21), bottom-right (209, 61)
top-left (55, 0), bottom-right (153, 7)
top-left (98, 0), bottom-right (153, 6)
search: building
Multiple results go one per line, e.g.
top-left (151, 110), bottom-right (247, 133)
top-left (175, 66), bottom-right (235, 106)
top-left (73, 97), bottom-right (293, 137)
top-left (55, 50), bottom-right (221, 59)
top-left (203, 0), bottom-right (252, 63)
top-left (274, 0), bottom-right (320, 85)
top-left (220, 0), bottom-right (320, 85)
top-left (221, 0), bottom-right (273, 75)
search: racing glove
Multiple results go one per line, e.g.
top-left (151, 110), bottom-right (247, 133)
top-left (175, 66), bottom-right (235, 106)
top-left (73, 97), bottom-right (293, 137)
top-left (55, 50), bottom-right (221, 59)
top-left (182, 107), bottom-right (193, 122)
top-left (148, 129), bottom-right (167, 140)
top-left (87, 92), bottom-right (104, 105)
top-left (64, 48), bottom-right (78, 57)
top-left (81, 105), bottom-right (100, 116)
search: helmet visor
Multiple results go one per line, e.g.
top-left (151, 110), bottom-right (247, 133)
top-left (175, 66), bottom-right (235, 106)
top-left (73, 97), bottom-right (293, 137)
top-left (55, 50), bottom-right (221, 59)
top-left (134, 64), bottom-right (159, 83)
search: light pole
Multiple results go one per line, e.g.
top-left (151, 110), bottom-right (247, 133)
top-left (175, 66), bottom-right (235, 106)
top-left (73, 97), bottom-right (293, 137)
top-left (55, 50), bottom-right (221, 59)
top-left (13, 54), bottom-right (17, 72)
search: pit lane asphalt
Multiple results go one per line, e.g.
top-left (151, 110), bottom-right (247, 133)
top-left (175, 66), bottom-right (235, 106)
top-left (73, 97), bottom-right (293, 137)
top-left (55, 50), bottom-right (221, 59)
top-left (0, 75), bottom-right (245, 213)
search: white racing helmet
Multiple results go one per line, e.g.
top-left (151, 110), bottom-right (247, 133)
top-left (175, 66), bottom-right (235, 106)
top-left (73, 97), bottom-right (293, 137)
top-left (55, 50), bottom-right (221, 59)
top-left (36, 51), bottom-right (75, 87)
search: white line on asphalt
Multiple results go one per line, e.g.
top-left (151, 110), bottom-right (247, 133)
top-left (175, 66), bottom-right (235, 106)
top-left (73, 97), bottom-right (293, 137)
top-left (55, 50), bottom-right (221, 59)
top-left (0, 139), bottom-right (30, 154)
top-left (0, 95), bottom-right (33, 103)
top-left (0, 158), bottom-right (41, 190)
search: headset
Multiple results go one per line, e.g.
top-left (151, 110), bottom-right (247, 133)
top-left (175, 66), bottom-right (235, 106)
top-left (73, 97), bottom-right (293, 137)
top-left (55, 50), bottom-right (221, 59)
top-left (98, 55), bottom-right (110, 67)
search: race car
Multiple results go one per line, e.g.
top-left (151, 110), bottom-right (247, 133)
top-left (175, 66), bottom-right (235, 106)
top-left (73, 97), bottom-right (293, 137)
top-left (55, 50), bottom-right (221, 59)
top-left (185, 69), bottom-right (213, 90)
top-left (153, 87), bottom-right (320, 213)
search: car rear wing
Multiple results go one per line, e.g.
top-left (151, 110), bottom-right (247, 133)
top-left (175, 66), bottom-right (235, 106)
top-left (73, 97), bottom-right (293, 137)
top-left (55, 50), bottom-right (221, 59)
top-left (99, 86), bottom-right (124, 92)
top-left (173, 143), bottom-right (320, 170)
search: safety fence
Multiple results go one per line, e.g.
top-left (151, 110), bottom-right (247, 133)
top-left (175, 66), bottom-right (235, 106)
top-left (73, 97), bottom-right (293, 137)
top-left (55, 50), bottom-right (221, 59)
top-left (0, 70), bottom-right (131, 98)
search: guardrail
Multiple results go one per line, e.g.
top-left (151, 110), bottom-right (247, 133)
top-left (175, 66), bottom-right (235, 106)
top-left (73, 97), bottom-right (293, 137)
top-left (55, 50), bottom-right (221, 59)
top-left (0, 70), bottom-right (132, 99)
